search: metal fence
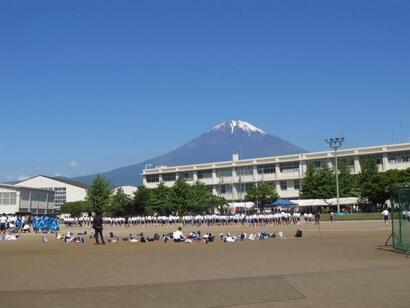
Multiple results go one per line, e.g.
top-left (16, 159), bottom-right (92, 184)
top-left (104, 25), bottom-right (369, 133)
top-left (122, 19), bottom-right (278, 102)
top-left (391, 188), bottom-right (410, 252)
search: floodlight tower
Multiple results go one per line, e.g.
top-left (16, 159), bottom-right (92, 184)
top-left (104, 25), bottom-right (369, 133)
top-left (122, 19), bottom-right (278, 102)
top-left (325, 137), bottom-right (345, 213)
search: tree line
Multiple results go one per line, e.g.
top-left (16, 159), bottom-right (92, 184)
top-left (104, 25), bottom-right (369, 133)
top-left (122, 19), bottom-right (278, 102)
top-left (300, 157), bottom-right (410, 207)
top-left (61, 176), bottom-right (229, 217)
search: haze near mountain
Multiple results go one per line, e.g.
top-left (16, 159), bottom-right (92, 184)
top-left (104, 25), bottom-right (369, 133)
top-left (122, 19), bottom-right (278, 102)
top-left (74, 120), bottom-right (306, 186)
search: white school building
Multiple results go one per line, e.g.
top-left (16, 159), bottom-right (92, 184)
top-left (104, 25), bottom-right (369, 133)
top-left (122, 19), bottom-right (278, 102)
top-left (143, 142), bottom-right (410, 201)
top-left (15, 175), bottom-right (89, 210)
top-left (0, 184), bottom-right (55, 214)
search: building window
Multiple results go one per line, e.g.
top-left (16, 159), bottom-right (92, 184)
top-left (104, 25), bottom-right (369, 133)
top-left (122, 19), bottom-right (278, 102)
top-left (50, 187), bottom-right (67, 207)
top-left (388, 151), bottom-right (410, 164)
top-left (218, 184), bottom-right (232, 194)
top-left (197, 169), bottom-right (213, 179)
top-left (2, 192), bottom-right (10, 204)
top-left (264, 181), bottom-right (276, 187)
top-left (216, 168), bottom-right (232, 177)
top-left (179, 171), bottom-right (194, 181)
top-left (294, 180), bottom-right (300, 190)
top-left (236, 182), bottom-right (255, 193)
top-left (146, 174), bottom-right (160, 183)
top-left (236, 166), bottom-right (253, 176)
top-left (280, 181), bottom-right (288, 191)
top-left (257, 164), bottom-right (275, 174)
top-left (280, 162), bottom-right (299, 173)
top-left (312, 160), bottom-right (328, 168)
top-left (339, 157), bottom-right (355, 166)
top-left (0, 192), bottom-right (17, 205)
top-left (245, 183), bottom-right (255, 191)
top-left (162, 173), bottom-right (176, 182)
top-left (360, 155), bottom-right (383, 167)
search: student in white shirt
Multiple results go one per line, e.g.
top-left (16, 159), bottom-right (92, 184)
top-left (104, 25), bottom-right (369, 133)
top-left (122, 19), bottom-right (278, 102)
top-left (173, 227), bottom-right (185, 242)
top-left (382, 209), bottom-right (389, 225)
top-left (0, 213), bottom-right (8, 233)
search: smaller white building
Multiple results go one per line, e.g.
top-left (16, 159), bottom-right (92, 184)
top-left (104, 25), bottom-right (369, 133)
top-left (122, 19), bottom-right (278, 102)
top-left (0, 184), bottom-right (55, 214)
top-left (15, 175), bottom-right (89, 209)
top-left (114, 186), bottom-right (138, 197)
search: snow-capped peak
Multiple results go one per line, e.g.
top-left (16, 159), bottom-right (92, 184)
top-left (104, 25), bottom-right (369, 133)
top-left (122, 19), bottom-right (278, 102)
top-left (210, 120), bottom-right (268, 135)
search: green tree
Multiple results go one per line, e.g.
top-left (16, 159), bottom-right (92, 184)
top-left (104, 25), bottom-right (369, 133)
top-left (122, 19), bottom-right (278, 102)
top-left (358, 157), bottom-right (410, 206)
top-left (338, 161), bottom-right (359, 197)
top-left (209, 195), bottom-right (229, 214)
top-left (60, 201), bottom-right (90, 216)
top-left (146, 182), bottom-right (173, 215)
top-left (300, 163), bottom-right (318, 199)
top-left (300, 163), bottom-right (337, 199)
top-left (359, 157), bottom-right (379, 186)
top-left (359, 157), bottom-right (384, 206)
top-left (316, 165), bottom-right (336, 198)
top-left (245, 182), bottom-right (279, 210)
top-left (105, 188), bottom-right (132, 216)
top-left (170, 178), bottom-right (190, 215)
top-left (86, 175), bottom-right (112, 214)
top-left (186, 181), bottom-right (210, 214)
top-left (131, 186), bottom-right (152, 214)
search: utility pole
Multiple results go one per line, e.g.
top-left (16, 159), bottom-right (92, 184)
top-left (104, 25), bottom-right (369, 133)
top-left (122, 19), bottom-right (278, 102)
top-left (325, 137), bottom-right (345, 213)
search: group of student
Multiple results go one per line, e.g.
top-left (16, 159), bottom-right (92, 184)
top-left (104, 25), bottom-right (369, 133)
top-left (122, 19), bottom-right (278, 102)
top-left (0, 214), bottom-right (63, 235)
top-left (0, 214), bottom-right (27, 233)
top-left (63, 216), bottom-right (92, 227)
top-left (84, 212), bottom-right (319, 227)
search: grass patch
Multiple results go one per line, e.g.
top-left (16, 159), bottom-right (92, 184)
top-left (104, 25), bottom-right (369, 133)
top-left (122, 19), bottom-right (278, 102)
top-left (320, 212), bottom-right (382, 221)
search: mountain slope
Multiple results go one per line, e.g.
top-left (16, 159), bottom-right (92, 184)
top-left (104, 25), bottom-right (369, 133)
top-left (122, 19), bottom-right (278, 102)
top-left (74, 120), bottom-right (307, 186)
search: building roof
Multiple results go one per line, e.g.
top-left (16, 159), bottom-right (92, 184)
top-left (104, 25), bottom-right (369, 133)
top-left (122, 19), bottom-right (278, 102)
top-left (16, 175), bottom-right (90, 189)
top-left (0, 184), bottom-right (53, 192)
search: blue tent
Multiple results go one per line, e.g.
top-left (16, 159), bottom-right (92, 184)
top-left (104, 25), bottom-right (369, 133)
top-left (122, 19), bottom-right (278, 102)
top-left (269, 199), bottom-right (296, 207)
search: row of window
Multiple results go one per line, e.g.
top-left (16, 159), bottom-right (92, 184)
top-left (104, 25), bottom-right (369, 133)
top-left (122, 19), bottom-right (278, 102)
top-left (0, 192), bottom-right (17, 205)
top-left (388, 151), bottom-right (410, 164)
top-left (216, 180), bottom-right (301, 195)
top-left (53, 187), bottom-right (66, 206)
top-left (146, 170), bottom-right (213, 183)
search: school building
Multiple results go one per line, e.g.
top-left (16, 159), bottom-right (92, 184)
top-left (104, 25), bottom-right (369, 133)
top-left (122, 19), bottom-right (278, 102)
top-left (143, 142), bottom-right (410, 201)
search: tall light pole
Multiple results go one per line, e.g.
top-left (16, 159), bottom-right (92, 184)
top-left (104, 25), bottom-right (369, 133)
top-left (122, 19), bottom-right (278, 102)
top-left (325, 137), bottom-right (345, 213)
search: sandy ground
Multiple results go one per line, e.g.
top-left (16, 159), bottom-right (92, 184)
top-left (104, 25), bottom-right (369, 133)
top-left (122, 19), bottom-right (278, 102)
top-left (0, 220), bottom-right (408, 307)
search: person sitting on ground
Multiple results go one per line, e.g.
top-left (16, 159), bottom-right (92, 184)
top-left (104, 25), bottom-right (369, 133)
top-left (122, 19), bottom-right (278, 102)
top-left (20, 224), bottom-right (29, 233)
top-left (295, 229), bottom-right (303, 238)
top-left (173, 227), bottom-right (185, 242)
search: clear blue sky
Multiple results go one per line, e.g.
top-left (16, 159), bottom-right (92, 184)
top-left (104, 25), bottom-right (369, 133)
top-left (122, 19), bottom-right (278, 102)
top-left (1, 0), bottom-right (409, 182)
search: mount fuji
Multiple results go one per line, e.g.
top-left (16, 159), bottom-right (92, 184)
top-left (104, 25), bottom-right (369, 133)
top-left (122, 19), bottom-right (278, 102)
top-left (74, 120), bottom-right (307, 186)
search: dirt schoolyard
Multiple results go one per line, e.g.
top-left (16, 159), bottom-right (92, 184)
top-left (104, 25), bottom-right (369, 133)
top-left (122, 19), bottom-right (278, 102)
top-left (0, 220), bottom-right (409, 307)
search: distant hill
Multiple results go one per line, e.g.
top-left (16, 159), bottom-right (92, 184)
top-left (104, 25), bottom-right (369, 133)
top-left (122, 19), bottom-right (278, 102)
top-left (74, 120), bottom-right (307, 187)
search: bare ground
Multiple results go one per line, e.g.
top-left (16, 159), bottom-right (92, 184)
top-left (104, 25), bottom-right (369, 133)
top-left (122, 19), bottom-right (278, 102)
top-left (0, 221), bottom-right (408, 307)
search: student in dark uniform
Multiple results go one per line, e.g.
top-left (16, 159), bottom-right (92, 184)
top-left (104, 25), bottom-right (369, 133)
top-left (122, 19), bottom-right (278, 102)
top-left (92, 212), bottom-right (105, 244)
top-left (314, 211), bottom-right (321, 225)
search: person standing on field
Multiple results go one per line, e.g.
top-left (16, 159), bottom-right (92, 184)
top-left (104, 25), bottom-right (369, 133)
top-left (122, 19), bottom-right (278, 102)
top-left (382, 208), bottom-right (389, 225)
top-left (92, 212), bottom-right (105, 244)
top-left (314, 211), bottom-right (321, 225)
